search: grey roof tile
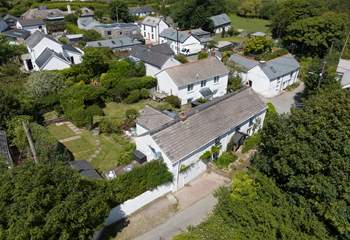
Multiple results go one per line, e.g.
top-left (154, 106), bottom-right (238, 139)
top-left (0, 130), bottom-right (13, 166)
top-left (209, 13), bottom-right (231, 28)
top-left (150, 43), bottom-right (174, 56)
top-left (0, 17), bottom-right (8, 32)
top-left (18, 19), bottom-right (45, 27)
top-left (63, 44), bottom-right (82, 54)
top-left (35, 48), bottom-right (69, 69)
top-left (229, 54), bottom-right (259, 71)
top-left (141, 16), bottom-right (162, 27)
top-left (2, 29), bottom-right (30, 39)
top-left (151, 88), bottom-right (266, 163)
top-left (260, 54), bottom-right (300, 80)
top-left (129, 6), bottom-right (154, 15)
top-left (130, 45), bottom-right (171, 68)
top-left (137, 106), bottom-right (174, 131)
top-left (86, 37), bottom-right (141, 49)
top-left (25, 30), bottom-right (59, 48)
top-left (161, 57), bottom-right (229, 87)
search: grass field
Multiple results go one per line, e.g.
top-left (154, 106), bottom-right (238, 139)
top-left (62, 131), bottom-right (98, 161)
top-left (229, 14), bottom-right (271, 33)
top-left (47, 124), bottom-right (76, 140)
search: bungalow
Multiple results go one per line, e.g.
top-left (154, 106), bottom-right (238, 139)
top-left (156, 57), bottom-right (229, 105)
top-left (159, 28), bottom-right (211, 55)
top-left (78, 17), bottom-right (142, 40)
top-left (23, 31), bottom-right (83, 71)
top-left (16, 19), bottom-right (47, 34)
top-left (86, 37), bottom-right (142, 51)
top-left (129, 43), bottom-right (180, 77)
top-left (229, 54), bottom-right (300, 98)
top-left (139, 16), bottom-right (170, 44)
top-left (135, 87), bottom-right (266, 190)
top-left (0, 130), bottom-right (13, 168)
top-left (336, 59), bottom-right (350, 90)
top-left (2, 29), bottom-right (30, 45)
top-left (129, 6), bottom-right (155, 17)
top-left (209, 13), bottom-right (231, 34)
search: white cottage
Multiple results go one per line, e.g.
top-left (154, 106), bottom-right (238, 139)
top-left (156, 57), bottom-right (229, 105)
top-left (23, 31), bottom-right (83, 71)
top-left (209, 13), bottom-right (231, 34)
top-left (16, 19), bottom-right (47, 34)
top-left (135, 88), bottom-right (267, 190)
top-left (139, 16), bottom-right (169, 44)
top-left (129, 43), bottom-right (180, 77)
top-left (229, 54), bottom-right (300, 98)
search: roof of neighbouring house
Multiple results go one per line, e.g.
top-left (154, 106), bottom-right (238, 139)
top-left (2, 29), bottom-right (30, 39)
top-left (0, 17), bottom-right (8, 32)
top-left (341, 71), bottom-right (350, 87)
top-left (63, 44), bottom-right (82, 54)
top-left (130, 44), bottom-right (174, 68)
top-left (80, 7), bottom-right (94, 17)
top-left (148, 87), bottom-right (266, 163)
top-left (69, 160), bottom-right (102, 179)
top-left (86, 37), bottom-right (141, 49)
top-left (150, 43), bottom-right (174, 56)
top-left (141, 16), bottom-right (163, 27)
top-left (337, 59), bottom-right (350, 74)
top-left (129, 6), bottom-right (154, 15)
top-left (229, 53), bottom-right (300, 80)
top-left (18, 18), bottom-right (45, 27)
top-left (160, 27), bottom-right (211, 44)
top-left (137, 105), bottom-right (175, 131)
top-left (25, 30), bottom-right (58, 48)
top-left (0, 130), bottom-right (13, 167)
top-left (160, 57), bottom-right (229, 87)
top-left (209, 13), bottom-right (231, 28)
top-left (21, 8), bottom-right (65, 20)
top-left (35, 48), bottom-right (69, 69)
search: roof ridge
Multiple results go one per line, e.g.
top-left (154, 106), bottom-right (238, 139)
top-left (164, 56), bottom-right (219, 71)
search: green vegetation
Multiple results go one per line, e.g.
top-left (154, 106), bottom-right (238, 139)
top-left (47, 124), bottom-right (76, 140)
top-left (242, 133), bottom-right (261, 153)
top-left (213, 152), bottom-right (237, 169)
top-left (286, 82), bottom-right (300, 91)
top-left (229, 13), bottom-right (271, 33)
top-left (243, 36), bottom-right (273, 55)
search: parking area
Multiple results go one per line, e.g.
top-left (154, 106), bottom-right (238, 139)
top-left (260, 82), bottom-right (304, 114)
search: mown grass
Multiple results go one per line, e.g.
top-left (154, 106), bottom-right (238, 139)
top-left (229, 14), bottom-right (271, 33)
top-left (47, 124), bottom-right (76, 140)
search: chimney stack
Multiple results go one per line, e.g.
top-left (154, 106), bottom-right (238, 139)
top-left (179, 111), bottom-right (188, 121)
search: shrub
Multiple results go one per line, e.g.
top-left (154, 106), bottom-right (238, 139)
top-left (175, 54), bottom-right (188, 63)
top-left (242, 133), bottom-right (261, 153)
top-left (165, 95), bottom-right (181, 108)
top-left (255, 48), bottom-right (289, 61)
top-left (214, 152), bottom-right (237, 169)
top-left (125, 108), bottom-right (139, 120)
top-left (99, 118), bottom-right (124, 134)
top-left (197, 51), bottom-right (209, 60)
top-left (68, 107), bottom-right (93, 129)
top-left (124, 90), bottom-right (140, 104)
top-left (200, 151), bottom-right (212, 162)
top-left (197, 98), bottom-right (208, 104)
top-left (228, 76), bottom-right (242, 92)
top-left (86, 105), bottom-right (104, 117)
top-left (140, 88), bottom-right (150, 99)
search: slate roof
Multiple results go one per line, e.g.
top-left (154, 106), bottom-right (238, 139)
top-left (0, 17), bottom-right (8, 32)
top-left (0, 130), bottom-right (13, 167)
top-left (341, 71), bottom-right (350, 87)
top-left (35, 48), bottom-right (69, 69)
top-left (63, 44), bottom-right (82, 54)
top-left (25, 30), bottom-right (58, 48)
top-left (3, 14), bottom-right (18, 26)
top-left (86, 37), bottom-right (141, 49)
top-left (22, 8), bottom-right (65, 20)
top-left (129, 6), bottom-right (154, 15)
top-left (150, 43), bottom-right (174, 56)
top-left (80, 7), bottom-right (94, 17)
top-left (336, 59), bottom-right (350, 75)
top-left (160, 57), bottom-right (229, 87)
top-left (229, 54), bottom-right (300, 81)
top-left (130, 45), bottom-right (173, 68)
top-left (209, 13), bottom-right (231, 28)
top-left (2, 29), bottom-right (30, 39)
top-left (18, 19), bottom-right (45, 27)
top-left (160, 28), bottom-right (211, 44)
top-left (150, 88), bottom-right (266, 163)
top-left (141, 16), bottom-right (163, 27)
top-left (137, 106), bottom-right (174, 131)
top-left (69, 160), bottom-right (102, 179)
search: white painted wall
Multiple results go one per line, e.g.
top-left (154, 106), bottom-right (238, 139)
top-left (141, 19), bottom-right (169, 44)
top-left (214, 25), bottom-right (231, 34)
top-left (160, 35), bottom-right (204, 56)
top-left (31, 37), bottom-right (63, 60)
top-left (17, 22), bottom-right (47, 34)
top-left (41, 56), bottom-right (71, 71)
top-left (65, 50), bottom-right (83, 65)
top-left (145, 58), bottom-right (180, 77)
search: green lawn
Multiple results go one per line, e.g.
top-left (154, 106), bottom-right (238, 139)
top-left (62, 131), bottom-right (97, 161)
top-left (47, 124), bottom-right (76, 140)
top-left (229, 14), bottom-right (271, 33)
top-left (91, 134), bottom-right (135, 171)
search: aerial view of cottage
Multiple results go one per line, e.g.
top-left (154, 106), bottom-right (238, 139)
top-left (0, 0), bottom-right (349, 240)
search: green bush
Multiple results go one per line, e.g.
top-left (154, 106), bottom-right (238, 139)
top-left (86, 104), bottom-right (104, 117)
top-left (68, 107), bottom-right (93, 129)
top-left (165, 95), bottom-right (181, 108)
top-left (175, 54), bottom-right (188, 63)
top-left (140, 88), bottom-right (150, 99)
top-left (200, 151), bottom-right (212, 162)
top-left (228, 76), bottom-right (242, 92)
top-left (214, 152), bottom-right (237, 169)
top-left (99, 118), bottom-right (124, 134)
top-left (255, 48), bottom-right (289, 61)
top-left (125, 90), bottom-right (141, 104)
top-left (197, 51), bottom-right (209, 60)
top-left (125, 108), bottom-right (139, 120)
top-left (242, 133), bottom-right (261, 153)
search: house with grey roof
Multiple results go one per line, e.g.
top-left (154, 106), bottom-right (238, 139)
top-left (0, 17), bottom-right (8, 32)
top-left (129, 6), bottom-right (155, 17)
top-left (0, 130), bottom-right (13, 168)
top-left (86, 37), bottom-right (142, 51)
top-left (159, 28), bottom-right (211, 55)
top-left (16, 19), bottom-right (47, 34)
top-left (78, 16), bottom-right (142, 40)
top-left (129, 43), bottom-right (180, 77)
top-left (135, 87), bottom-right (266, 190)
top-left (139, 16), bottom-right (170, 44)
top-left (2, 29), bottom-right (30, 44)
top-left (156, 57), bottom-right (229, 105)
top-left (209, 13), bottom-right (231, 33)
top-left (229, 53), bottom-right (300, 98)
top-left (3, 14), bottom-right (18, 29)
top-left (22, 30), bottom-right (83, 71)
top-left (336, 59), bottom-right (350, 90)
top-left (21, 6), bottom-right (67, 21)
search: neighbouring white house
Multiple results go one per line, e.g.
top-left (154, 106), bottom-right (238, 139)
top-left (159, 28), bottom-right (212, 55)
top-left (155, 57), bottom-right (229, 105)
top-left (22, 31), bottom-right (83, 71)
top-left (16, 19), bottom-right (47, 34)
top-left (336, 58), bottom-right (350, 90)
top-left (129, 43), bottom-right (180, 77)
top-left (139, 16), bottom-right (169, 44)
top-left (135, 87), bottom-right (267, 190)
top-left (129, 6), bottom-right (155, 17)
top-left (229, 54), bottom-right (300, 98)
top-left (209, 13), bottom-right (231, 34)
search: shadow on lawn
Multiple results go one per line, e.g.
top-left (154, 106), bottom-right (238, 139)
top-left (93, 218), bottom-right (130, 240)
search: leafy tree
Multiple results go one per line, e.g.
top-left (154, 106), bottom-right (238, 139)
top-left (0, 35), bottom-right (26, 65)
top-left (64, 13), bottom-right (78, 25)
top-left (244, 36), bottom-right (273, 55)
top-left (82, 47), bottom-right (111, 77)
top-left (253, 85), bottom-right (350, 237)
top-left (25, 71), bottom-right (66, 98)
top-left (0, 88), bottom-right (21, 128)
top-left (110, 0), bottom-right (133, 22)
top-left (165, 95), bottom-right (181, 108)
top-left (238, 0), bottom-right (262, 17)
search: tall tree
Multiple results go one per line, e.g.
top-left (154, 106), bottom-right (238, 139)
top-left (110, 0), bottom-right (133, 22)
